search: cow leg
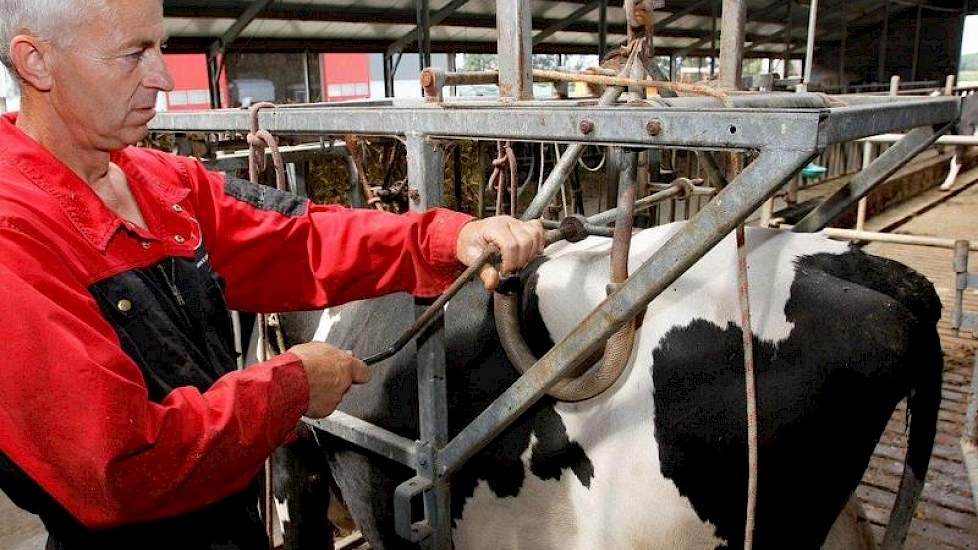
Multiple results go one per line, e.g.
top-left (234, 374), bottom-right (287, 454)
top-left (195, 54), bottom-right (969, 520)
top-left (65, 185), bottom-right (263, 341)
top-left (820, 497), bottom-right (877, 550)
top-left (273, 433), bottom-right (335, 550)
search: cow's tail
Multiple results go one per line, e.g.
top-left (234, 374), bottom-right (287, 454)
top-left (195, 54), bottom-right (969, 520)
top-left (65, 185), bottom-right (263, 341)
top-left (877, 265), bottom-right (944, 550)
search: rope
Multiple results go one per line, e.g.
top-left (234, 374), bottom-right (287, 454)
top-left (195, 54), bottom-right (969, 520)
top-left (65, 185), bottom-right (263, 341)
top-left (532, 68), bottom-right (734, 108)
top-left (488, 141), bottom-right (518, 217)
top-left (736, 225), bottom-right (759, 550)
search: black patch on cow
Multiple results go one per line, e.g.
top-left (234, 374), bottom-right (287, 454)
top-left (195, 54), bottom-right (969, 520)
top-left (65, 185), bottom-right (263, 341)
top-left (651, 249), bottom-right (942, 549)
top-left (224, 176), bottom-right (307, 217)
top-left (529, 409), bottom-right (595, 486)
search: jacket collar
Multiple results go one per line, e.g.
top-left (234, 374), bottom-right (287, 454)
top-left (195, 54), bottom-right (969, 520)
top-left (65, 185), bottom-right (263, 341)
top-left (0, 112), bottom-right (189, 251)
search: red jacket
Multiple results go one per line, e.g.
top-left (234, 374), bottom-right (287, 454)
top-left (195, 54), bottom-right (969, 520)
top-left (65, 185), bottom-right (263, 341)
top-left (0, 112), bottom-right (471, 534)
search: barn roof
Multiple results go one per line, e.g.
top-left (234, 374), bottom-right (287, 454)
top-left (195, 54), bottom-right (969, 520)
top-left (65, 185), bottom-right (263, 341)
top-left (162, 0), bottom-right (969, 59)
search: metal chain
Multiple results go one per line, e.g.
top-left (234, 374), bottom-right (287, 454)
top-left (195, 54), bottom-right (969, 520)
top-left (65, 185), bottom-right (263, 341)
top-left (488, 141), bottom-right (518, 218)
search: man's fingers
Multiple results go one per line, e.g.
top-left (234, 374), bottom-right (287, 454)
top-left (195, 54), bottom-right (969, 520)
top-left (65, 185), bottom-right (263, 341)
top-left (507, 220), bottom-right (540, 268)
top-left (529, 219), bottom-right (547, 254)
top-left (350, 357), bottom-right (371, 384)
top-left (479, 264), bottom-right (500, 290)
top-left (490, 225), bottom-right (521, 274)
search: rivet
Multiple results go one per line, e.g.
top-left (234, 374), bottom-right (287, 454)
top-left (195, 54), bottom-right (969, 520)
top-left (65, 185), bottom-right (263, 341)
top-left (172, 204), bottom-right (184, 213)
top-left (117, 299), bottom-right (132, 313)
top-left (141, 241), bottom-right (151, 250)
top-left (579, 119), bottom-right (595, 135)
top-left (174, 235), bottom-right (186, 244)
top-left (646, 119), bottom-right (663, 136)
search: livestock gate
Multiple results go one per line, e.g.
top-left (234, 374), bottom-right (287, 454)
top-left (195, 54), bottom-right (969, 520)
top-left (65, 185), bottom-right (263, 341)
top-left (147, 0), bottom-right (966, 547)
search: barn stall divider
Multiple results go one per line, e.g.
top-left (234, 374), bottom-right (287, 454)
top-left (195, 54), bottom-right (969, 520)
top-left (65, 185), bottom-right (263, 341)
top-left (146, 1), bottom-right (963, 548)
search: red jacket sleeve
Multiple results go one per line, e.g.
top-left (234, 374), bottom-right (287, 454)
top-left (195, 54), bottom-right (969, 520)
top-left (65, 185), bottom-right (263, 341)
top-left (0, 220), bottom-right (310, 528)
top-left (180, 157), bottom-right (473, 313)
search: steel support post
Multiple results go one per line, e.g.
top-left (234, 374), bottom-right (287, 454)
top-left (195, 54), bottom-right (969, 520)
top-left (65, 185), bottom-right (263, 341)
top-left (438, 147), bottom-right (815, 476)
top-left (794, 124), bottom-right (951, 232)
top-left (207, 53), bottom-right (222, 109)
top-left (878, 0), bottom-right (890, 84)
top-left (802, 0), bottom-right (818, 86)
top-left (302, 49), bottom-right (313, 103)
top-left (840, 4), bottom-right (847, 92)
top-left (405, 132), bottom-right (451, 549)
top-left (711, 0), bottom-right (718, 76)
top-left (911, 5), bottom-right (922, 82)
top-left (417, 0), bottom-right (432, 71)
top-left (496, 0), bottom-right (533, 100)
top-left (598, 0), bottom-right (608, 60)
top-left (855, 140), bottom-right (872, 231)
top-left (783, 0), bottom-right (793, 78)
top-left (383, 53), bottom-right (395, 98)
top-left (719, 0), bottom-right (746, 89)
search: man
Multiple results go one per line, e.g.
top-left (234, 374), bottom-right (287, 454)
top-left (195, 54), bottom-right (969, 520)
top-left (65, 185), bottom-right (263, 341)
top-left (0, 1), bottom-right (546, 548)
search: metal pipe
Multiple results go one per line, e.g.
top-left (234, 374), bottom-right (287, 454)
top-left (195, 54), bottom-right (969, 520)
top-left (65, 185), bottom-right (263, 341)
top-left (911, 5), bottom-right (922, 82)
top-left (496, 0), bottom-right (533, 100)
top-left (587, 181), bottom-right (715, 226)
top-left (855, 140), bottom-right (872, 231)
top-left (438, 147), bottom-right (814, 476)
top-left (878, 0), bottom-right (890, 84)
top-left (782, 227), bottom-right (978, 251)
top-left (304, 412), bottom-right (417, 466)
top-left (803, 0), bottom-right (819, 86)
top-left (719, 0), bottom-right (747, 89)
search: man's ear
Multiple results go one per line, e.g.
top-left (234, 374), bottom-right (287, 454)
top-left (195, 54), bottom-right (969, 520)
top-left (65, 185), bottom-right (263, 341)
top-left (9, 35), bottom-right (53, 92)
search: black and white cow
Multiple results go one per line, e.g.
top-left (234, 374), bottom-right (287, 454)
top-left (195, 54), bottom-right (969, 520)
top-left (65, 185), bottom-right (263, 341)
top-left (267, 222), bottom-right (943, 550)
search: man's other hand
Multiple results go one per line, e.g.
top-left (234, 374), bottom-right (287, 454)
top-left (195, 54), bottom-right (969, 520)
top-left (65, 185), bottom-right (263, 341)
top-left (456, 217), bottom-right (547, 290)
top-left (289, 342), bottom-right (371, 418)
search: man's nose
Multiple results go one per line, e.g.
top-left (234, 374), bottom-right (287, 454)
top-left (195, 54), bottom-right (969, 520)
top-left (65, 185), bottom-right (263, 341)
top-left (143, 50), bottom-right (175, 93)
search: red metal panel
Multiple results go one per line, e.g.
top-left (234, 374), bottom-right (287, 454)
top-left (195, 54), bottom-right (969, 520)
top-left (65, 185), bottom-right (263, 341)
top-left (163, 54), bottom-right (228, 110)
top-left (321, 53), bottom-right (371, 102)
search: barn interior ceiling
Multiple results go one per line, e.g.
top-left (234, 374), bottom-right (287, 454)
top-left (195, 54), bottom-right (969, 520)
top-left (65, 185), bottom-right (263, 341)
top-left (161, 0), bottom-right (973, 58)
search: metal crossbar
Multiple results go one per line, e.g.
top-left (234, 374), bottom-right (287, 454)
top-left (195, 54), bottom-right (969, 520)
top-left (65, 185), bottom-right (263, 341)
top-left (952, 241), bottom-right (978, 516)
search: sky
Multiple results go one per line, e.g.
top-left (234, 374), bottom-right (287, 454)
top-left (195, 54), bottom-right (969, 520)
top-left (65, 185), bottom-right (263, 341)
top-left (965, 15), bottom-right (978, 55)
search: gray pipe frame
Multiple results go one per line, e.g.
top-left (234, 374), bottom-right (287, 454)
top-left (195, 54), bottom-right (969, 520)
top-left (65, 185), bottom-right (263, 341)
top-left (437, 147), bottom-right (814, 476)
top-left (719, 0), bottom-right (747, 90)
top-left (304, 411), bottom-right (417, 466)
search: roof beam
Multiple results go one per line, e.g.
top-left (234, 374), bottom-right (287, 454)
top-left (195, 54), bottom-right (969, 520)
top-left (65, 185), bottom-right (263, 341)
top-left (207, 0), bottom-right (274, 57)
top-left (164, 1), bottom-right (794, 35)
top-left (673, 0), bottom-right (783, 58)
top-left (387, 0), bottom-right (474, 56)
top-left (166, 35), bottom-right (782, 58)
top-left (533, 0), bottom-right (602, 45)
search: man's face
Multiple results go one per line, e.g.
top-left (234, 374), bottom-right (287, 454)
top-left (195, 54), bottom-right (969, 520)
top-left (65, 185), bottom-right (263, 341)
top-left (45, 0), bottom-right (173, 149)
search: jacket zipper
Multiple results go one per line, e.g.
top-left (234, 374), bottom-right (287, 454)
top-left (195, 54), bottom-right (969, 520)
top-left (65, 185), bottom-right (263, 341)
top-left (157, 260), bottom-right (186, 306)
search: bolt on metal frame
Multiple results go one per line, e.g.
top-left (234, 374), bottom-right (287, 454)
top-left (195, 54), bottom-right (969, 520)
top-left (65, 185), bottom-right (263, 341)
top-left (147, 1), bottom-right (961, 546)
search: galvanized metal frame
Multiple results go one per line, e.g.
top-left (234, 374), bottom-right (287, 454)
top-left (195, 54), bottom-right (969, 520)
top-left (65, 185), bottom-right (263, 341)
top-left (149, 88), bottom-right (959, 550)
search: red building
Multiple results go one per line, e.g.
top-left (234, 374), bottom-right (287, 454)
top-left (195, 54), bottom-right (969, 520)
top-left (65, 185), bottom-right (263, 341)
top-left (161, 52), bottom-right (370, 110)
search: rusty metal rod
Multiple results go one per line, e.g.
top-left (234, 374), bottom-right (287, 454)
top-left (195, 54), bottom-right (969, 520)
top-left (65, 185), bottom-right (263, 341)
top-left (588, 181), bottom-right (714, 226)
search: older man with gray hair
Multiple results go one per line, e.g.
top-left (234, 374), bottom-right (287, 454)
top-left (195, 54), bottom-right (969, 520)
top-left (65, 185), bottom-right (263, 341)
top-left (0, 1), bottom-right (546, 549)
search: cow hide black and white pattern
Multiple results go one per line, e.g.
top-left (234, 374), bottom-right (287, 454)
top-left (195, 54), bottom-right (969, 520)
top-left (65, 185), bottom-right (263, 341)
top-left (270, 222), bottom-right (942, 550)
